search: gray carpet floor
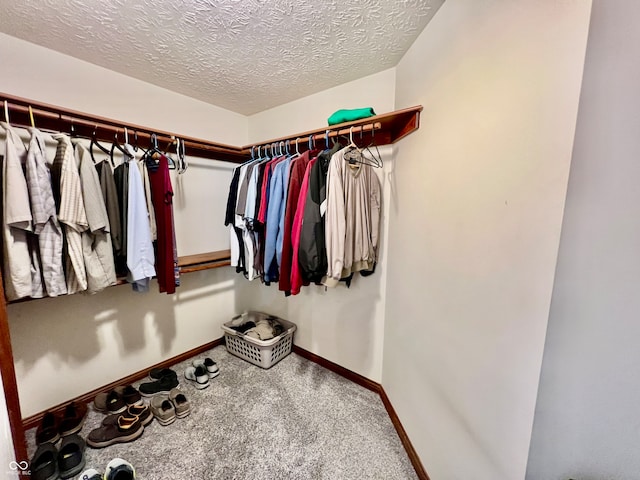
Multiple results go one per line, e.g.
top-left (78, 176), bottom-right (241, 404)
top-left (27, 345), bottom-right (418, 479)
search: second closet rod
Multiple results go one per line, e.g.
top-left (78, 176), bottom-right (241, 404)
top-left (249, 122), bottom-right (382, 153)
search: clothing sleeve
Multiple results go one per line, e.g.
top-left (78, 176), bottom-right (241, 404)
top-left (290, 159), bottom-right (316, 295)
top-left (369, 170), bottom-right (382, 261)
top-left (263, 163), bottom-right (283, 282)
top-left (275, 159), bottom-right (292, 267)
top-left (323, 152), bottom-right (346, 287)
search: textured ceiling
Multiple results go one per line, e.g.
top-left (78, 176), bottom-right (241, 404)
top-left (0, 0), bottom-right (443, 115)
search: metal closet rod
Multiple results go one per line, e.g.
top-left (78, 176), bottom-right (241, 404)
top-left (0, 93), bottom-right (242, 162)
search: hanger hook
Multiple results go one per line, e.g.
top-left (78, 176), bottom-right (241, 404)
top-left (124, 127), bottom-right (129, 144)
top-left (295, 138), bottom-right (300, 155)
top-left (325, 130), bottom-right (330, 149)
top-left (349, 126), bottom-right (354, 144)
top-left (3, 100), bottom-right (9, 123)
top-left (28, 105), bottom-right (35, 128)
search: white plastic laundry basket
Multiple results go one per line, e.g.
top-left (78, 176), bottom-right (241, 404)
top-left (222, 312), bottom-right (296, 369)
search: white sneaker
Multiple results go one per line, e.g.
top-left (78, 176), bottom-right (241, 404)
top-left (193, 357), bottom-right (220, 379)
top-left (104, 458), bottom-right (135, 480)
top-left (79, 468), bottom-right (102, 480)
top-left (184, 365), bottom-right (210, 389)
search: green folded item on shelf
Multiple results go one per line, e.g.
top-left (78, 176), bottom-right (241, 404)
top-left (327, 107), bottom-right (376, 126)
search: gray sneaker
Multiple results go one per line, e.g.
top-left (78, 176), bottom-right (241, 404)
top-left (150, 397), bottom-right (176, 426)
top-left (168, 388), bottom-right (191, 418)
top-left (193, 357), bottom-right (220, 378)
top-left (184, 365), bottom-right (209, 389)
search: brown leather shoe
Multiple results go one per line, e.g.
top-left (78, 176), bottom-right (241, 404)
top-left (59, 402), bottom-right (88, 437)
top-left (101, 404), bottom-right (153, 427)
top-left (86, 415), bottom-right (143, 449)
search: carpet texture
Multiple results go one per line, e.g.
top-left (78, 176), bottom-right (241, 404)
top-left (27, 345), bottom-right (418, 479)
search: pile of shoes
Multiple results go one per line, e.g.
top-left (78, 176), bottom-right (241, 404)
top-left (31, 402), bottom-right (88, 479)
top-left (30, 355), bottom-right (220, 478)
top-left (87, 384), bottom-right (150, 449)
top-left (80, 458), bottom-right (136, 480)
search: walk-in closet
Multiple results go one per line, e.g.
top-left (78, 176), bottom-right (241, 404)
top-left (3, 1), bottom-right (638, 479)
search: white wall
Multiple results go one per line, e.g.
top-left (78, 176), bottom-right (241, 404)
top-left (0, 371), bottom-right (18, 480)
top-left (243, 68), bottom-right (396, 382)
top-left (1, 34), bottom-right (246, 416)
top-left (383, 1), bottom-right (591, 479)
top-left (527, 1), bottom-right (640, 478)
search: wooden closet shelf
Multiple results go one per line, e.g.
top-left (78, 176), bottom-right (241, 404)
top-left (178, 250), bottom-right (232, 273)
top-left (6, 250), bottom-right (232, 304)
top-left (241, 105), bottom-right (423, 153)
top-left (0, 93), bottom-right (422, 163)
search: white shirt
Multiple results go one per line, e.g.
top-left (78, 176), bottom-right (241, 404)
top-left (126, 145), bottom-right (156, 289)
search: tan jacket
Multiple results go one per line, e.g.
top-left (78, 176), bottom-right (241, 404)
top-left (324, 147), bottom-right (381, 287)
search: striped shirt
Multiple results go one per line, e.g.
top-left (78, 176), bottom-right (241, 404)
top-left (51, 134), bottom-right (88, 294)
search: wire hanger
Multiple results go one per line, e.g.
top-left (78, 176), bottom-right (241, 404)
top-left (176, 138), bottom-right (188, 174)
top-left (342, 126), bottom-right (366, 167)
top-left (362, 124), bottom-right (383, 168)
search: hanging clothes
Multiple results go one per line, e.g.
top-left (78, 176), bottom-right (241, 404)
top-left (51, 134), bottom-right (88, 295)
top-left (1, 122), bottom-right (44, 300)
top-left (75, 143), bottom-right (117, 294)
top-left (279, 149), bottom-right (319, 295)
top-left (95, 159), bottom-right (122, 258)
top-left (25, 128), bottom-right (66, 297)
top-left (298, 142), bottom-right (341, 284)
top-left (147, 154), bottom-right (178, 294)
top-left (136, 158), bottom-right (157, 242)
top-left (263, 156), bottom-right (291, 282)
top-left (225, 165), bottom-right (244, 273)
top-left (113, 161), bottom-right (129, 277)
top-left (125, 144), bottom-right (156, 292)
top-left (290, 156), bottom-right (318, 296)
top-left (324, 147), bottom-right (381, 287)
